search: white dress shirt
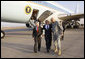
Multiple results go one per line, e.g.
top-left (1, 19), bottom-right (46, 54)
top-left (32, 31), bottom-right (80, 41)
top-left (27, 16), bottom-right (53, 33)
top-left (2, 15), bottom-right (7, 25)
top-left (45, 25), bottom-right (49, 29)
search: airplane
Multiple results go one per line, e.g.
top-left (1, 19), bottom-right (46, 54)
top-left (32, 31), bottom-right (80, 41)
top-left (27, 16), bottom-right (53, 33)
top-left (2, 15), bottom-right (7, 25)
top-left (1, 1), bottom-right (84, 39)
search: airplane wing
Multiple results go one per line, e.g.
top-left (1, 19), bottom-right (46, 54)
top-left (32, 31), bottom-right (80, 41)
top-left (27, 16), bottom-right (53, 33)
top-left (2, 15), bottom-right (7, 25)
top-left (58, 14), bottom-right (84, 21)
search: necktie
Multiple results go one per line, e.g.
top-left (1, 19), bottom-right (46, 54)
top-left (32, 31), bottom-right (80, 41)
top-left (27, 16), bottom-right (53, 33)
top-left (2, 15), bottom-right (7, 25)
top-left (47, 25), bottom-right (48, 29)
top-left (37, 26), bottom-right (38, 32)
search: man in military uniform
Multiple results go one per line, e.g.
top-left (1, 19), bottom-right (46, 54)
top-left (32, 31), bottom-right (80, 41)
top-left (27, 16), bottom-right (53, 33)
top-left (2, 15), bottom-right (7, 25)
top-left (51, 18), bottom-right (63, 56)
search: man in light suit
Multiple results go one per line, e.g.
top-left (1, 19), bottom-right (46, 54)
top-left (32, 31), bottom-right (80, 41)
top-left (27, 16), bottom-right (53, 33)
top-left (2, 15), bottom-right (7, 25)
top-left (51, 18), bottom-right (63, 56)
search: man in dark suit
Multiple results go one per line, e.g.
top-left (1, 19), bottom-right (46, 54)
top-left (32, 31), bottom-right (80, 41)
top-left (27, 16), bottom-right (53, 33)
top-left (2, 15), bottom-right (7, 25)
top-left (32, 21), bottom-right (43, 53)
top-left (43, 20), bottom-right (52, 53)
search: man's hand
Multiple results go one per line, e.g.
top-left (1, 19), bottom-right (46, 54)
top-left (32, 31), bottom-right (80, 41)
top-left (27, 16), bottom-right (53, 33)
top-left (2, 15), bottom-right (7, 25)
top-left (41, 35), bottom-right (42, 38)
top-left (60, 32), bottom-right (64, 41)
top-left (61, 32), bottom-right (63, 36)
top-left (41, 34), bottom-right (45, 38)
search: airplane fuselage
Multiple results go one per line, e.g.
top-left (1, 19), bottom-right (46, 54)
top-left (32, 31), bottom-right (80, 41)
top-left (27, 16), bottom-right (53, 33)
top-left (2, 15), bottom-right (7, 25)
top-left (1, 1), bottom-right (65, 24)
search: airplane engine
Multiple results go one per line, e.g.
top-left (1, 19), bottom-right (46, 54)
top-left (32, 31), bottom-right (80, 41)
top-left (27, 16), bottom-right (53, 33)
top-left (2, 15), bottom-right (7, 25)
top-left (1, 30), bottom-right (5, 39)
top-left (26, 23), bottom-right (31, 28)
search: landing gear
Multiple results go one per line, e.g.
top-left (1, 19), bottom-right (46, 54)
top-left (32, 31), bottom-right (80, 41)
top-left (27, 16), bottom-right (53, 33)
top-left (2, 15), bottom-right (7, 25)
top-left (1, 30), bottom-right (5, 39)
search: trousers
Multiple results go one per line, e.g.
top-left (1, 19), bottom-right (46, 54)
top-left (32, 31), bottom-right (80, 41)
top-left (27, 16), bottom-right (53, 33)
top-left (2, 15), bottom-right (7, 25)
top-left (34, 37), bottom-right (41, 53)
top-left (45, 35), bottom-right (52, 51)
top-left (53, 33), bottom-right (61, 50)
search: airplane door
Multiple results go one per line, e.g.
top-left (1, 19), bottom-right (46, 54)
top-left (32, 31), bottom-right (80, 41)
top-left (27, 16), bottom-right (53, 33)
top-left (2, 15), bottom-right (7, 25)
top-left (27, 9), bottom-right (39, 28)
top-left (38, 10), bottom-right (53, 22)
top-left (30, 9), bottom-right (39, 20)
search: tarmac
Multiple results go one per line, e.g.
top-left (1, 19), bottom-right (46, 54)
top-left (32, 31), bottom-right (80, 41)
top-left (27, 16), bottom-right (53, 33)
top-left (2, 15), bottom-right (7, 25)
top-left (1, 27), bottom-right (84, 58)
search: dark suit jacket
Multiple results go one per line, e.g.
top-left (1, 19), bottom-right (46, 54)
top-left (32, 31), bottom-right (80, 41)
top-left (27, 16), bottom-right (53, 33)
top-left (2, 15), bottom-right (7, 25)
top-left (32, 26), bottom-right (43, 38)
top-left (43, 24), bottom-right (52, 38)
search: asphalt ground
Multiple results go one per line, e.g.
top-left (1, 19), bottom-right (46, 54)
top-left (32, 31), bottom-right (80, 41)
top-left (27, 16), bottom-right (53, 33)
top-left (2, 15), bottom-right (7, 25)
top-left (1, 27), bottom-right (84, 58)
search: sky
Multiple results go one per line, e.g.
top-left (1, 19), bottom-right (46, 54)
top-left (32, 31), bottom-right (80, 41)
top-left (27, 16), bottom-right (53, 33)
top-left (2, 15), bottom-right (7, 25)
top-left (1, 1), bottom-right (84, 27)
top-left (56, 1), bottom-right (84, 13)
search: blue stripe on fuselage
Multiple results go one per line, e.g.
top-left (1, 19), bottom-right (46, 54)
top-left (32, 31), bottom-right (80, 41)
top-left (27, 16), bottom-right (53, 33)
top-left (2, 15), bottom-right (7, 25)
top-left (32, 1), bottom-right (71, 14)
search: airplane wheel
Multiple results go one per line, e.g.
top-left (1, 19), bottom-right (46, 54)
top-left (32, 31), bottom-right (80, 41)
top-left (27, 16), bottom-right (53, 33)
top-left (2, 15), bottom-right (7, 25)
top-left (1, 31), bottom-right (5, 39)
